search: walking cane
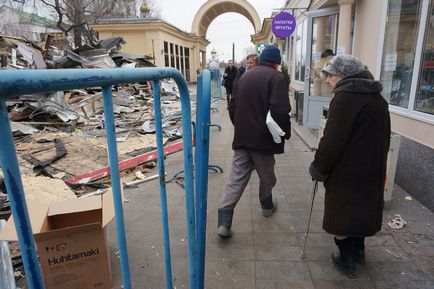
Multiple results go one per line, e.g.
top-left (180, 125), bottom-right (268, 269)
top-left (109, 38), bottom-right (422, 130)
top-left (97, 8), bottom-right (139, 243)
top-left (300, 180), bottom-right (318, 259)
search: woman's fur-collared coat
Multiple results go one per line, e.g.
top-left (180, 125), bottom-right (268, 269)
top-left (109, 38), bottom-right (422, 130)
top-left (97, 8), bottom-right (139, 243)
top-left (312, 71), bottom-right (391, 237)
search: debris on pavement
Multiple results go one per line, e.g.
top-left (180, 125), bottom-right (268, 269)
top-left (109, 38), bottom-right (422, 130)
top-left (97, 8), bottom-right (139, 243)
top-left (388, 214), bottom-right (407, 229)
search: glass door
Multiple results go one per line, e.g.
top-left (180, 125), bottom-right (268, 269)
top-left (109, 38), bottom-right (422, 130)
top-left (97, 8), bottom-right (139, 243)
top-left (303, 7), bottom-right (339, 128)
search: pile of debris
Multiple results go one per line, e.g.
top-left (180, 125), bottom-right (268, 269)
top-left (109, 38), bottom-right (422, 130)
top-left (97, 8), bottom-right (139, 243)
top-left (1, 76), bottom-right (193, 196)
top-left (0, 34), bottom-right (155, 69)
top-left (0, 34), bottom-right (198, 286)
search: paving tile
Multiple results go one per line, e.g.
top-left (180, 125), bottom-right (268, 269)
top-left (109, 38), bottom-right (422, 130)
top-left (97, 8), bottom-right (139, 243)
top-left (365, 261), bottom-right (430, 281)
top-left (254, 231), bottom-right (299, 247)
top-left (414, 258), bottom-right (434, 276)
top-left (255, 261), bottom-right (311, 280)
top-left (308, 261), bottom-right (370, 280)
top-left (256, 279), bottom-right (315, 289)
top-left (298, 246), bottom-right (334, 261)
top-left (291, 212), bottom-right (325, 233)
top-left (208, 232), bottom-right (253, 247)
top-left (255, 245), bottom-right (301, 261)
top-left (364, 246), bottom-right (411, 262)
top-left (372, 279), bottom-right (434, 289)
top-left (205, 276), bottom-right (255, 289)
top-left (312, 280), bottom-right (376, 289)
top-left (296, 232), bottom-right (335, 247)
top-left (206, 243), bottom-right (255, 260)
top-left (253, 212), bottom-right (297, 233)
top-left (365, 233), bottom-right (399, 247)
top-left (205, 259), bottom-right (255, 278)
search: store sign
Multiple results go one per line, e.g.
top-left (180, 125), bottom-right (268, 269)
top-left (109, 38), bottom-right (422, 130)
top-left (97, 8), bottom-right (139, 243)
top-left (256, 42), bottom-right (272, 54)
top-left (272, 12), bottom-right (296, 38)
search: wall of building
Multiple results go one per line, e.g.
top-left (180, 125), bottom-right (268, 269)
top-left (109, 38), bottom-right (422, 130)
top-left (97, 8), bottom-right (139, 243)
top-left (95, 23), bottom-right (201, 82)
top-left (395, 136), bottom-right (434, 211)
top-left (352, 0), bottom-right (434, 210)
top-left (352, 0), bottom-right (384, 73)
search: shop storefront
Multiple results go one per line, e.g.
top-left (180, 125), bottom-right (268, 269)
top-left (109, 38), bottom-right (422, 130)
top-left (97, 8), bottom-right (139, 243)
top-left (380, 0), bottom-right (434, 123)
top-left (283, 0), bottom-right (434, 210)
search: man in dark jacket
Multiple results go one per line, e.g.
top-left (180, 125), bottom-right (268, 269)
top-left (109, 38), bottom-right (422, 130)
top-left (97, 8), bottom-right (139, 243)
top-left (233, 53), bottom-right (258, 91)
top-left (217, 46), bottom-right (291, 238)
top-left (309, 55), bottom-right (391, 278)
top-left (223, 60), bottom-right (237, 109)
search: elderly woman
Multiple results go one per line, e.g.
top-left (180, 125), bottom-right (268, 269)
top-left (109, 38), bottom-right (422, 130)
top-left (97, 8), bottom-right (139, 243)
top-left (309, 55), bottom-right (391, 278)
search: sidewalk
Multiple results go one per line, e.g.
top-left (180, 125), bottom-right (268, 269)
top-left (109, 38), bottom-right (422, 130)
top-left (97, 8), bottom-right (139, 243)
top-left (109, 99), bottom-right (434, 289)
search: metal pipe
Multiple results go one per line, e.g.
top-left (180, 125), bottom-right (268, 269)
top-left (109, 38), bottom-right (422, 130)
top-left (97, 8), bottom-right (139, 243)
top-left (195, 70), bottom-right (211, 289)
top-left (0, 98), bottom-right (45, 289)
top-left (0, 67), bottom-right (182, 96)
top-left (0, 67), bottom-right (196, 288)
top-left (101, 86), bottom-right (132, 289)
top-left (173, 71), bottom-right (197, 289)
top-left (152, 80), bottom-right (173, 289)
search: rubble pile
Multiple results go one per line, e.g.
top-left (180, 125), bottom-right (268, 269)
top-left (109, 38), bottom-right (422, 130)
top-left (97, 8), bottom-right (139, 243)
top-left (0, 34), bottom-right (197, 286)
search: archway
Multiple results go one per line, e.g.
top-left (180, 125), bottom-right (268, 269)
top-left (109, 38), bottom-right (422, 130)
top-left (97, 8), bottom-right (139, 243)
top-left (191, 0), bottom-right (262, 68)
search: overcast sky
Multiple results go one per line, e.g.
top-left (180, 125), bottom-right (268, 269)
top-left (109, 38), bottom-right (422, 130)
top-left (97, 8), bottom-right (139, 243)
top-left (158, 0), bottom-right (285, 63)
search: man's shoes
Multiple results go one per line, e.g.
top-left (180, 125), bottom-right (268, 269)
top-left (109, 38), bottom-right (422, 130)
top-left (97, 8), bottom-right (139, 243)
top-left (262, 198), bottom-right (278, 217)
top-left (217, 208), bottom-right (234, 238)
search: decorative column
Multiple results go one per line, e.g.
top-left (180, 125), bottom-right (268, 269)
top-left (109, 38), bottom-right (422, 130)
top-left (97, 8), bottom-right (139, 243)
top-left (276, 38), bottom-right (286, 55)
top-left (337, 0), bottom-right (355, 55)
top-left (201, 49), bottom-right (207, 68)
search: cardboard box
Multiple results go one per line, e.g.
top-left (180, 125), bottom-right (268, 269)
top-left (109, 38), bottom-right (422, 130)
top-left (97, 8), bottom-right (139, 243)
top-left (0, 191), bottom-right (115, 289)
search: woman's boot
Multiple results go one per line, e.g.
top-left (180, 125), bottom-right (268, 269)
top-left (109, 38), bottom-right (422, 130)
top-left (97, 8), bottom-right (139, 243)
top-left (217, 208), bottom-right (234, 238)
top-left (332, 237), bottom-right (356, 278)
top-left (353, 237), bottom-right (365, 264)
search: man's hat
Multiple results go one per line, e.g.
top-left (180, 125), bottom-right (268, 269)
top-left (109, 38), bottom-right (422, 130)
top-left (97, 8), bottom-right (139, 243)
top-left (259, 45), bottom-right (281, 65)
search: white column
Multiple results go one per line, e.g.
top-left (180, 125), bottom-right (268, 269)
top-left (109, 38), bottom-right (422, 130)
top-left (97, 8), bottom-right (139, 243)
top-left (202, 49), bottom-right (207, 68)
top-left (337, 0), bottom-right (355, 55)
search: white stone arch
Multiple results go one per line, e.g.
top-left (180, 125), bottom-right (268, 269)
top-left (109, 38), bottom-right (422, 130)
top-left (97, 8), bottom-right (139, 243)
top-left (191, 0), bottom-right (262, 37)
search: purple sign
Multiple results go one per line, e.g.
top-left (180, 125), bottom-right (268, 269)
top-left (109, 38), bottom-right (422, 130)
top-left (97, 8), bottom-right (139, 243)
top-left (272, 12), bottom-right (296, 38)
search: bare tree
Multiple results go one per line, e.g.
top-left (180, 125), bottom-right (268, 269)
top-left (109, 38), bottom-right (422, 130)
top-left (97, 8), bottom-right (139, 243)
top-left (1, 0), bottom-right (160, 48)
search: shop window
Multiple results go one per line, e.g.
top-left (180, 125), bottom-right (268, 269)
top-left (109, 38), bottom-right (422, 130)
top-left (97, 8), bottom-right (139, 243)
top-left (380, 0), bottom-right (422, 108)
top-left (164, 41), bottom-right (169, 67)
top-left (294, 19), bottom-right (307, 82)
top-left (180, 46), bottom-right (185, 75)
top-left (308, 14), bottom-right (338, 97)
top-left (175, 45), bottom-right (180, 70)
top-left (415, 2), bottom-right (434, 115)
top-left (170, 43), bottom-right (175, 68)
top-left (184, 47), bottom-right (190, 82)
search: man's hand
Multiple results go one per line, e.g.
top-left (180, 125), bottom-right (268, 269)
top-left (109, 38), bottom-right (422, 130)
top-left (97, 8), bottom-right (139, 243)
top-left (309, 162), bottom-right (328, 182)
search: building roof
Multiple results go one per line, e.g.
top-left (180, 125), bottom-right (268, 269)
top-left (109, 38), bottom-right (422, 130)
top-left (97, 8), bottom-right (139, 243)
top-left (93, 17), bottom-right (196, 37)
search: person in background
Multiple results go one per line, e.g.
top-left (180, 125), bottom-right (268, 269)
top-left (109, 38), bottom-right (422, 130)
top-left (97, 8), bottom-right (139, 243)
top-left (309, 54), bottom-right (391, 278)
top-left (233, 53), bottom-right (258, 90)
top-left (319, 49), bottom-right (335, 95)
top-left (217, 46), bottom-right (291, 238)
top-left (223, 60), bottom-right (237, 109)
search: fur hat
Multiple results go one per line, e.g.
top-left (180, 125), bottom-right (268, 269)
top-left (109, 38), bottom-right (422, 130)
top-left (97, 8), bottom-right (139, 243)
top-left (259, 45), bottom-right (281, 65)
top-left (322, 54), bottom-right (365, 77)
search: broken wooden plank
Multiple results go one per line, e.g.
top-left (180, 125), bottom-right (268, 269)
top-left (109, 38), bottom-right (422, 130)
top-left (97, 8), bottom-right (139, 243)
top-left (64, 140), bottom-right (184, 184)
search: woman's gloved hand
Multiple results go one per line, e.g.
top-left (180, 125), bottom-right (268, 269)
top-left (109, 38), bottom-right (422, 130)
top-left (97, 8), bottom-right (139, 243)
top-left (309, 162), bottom-right (328, 182)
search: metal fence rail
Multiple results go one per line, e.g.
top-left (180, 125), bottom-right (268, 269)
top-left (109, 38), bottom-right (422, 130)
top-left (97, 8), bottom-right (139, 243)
top-left (0, 67), bottom-right (209, 289)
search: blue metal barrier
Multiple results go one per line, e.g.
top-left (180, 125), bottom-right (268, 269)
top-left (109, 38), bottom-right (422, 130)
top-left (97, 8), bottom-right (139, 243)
top-left (195, 70), bottom-right (211, 289)
top-left (0, 67), bottom-right (199, 289)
